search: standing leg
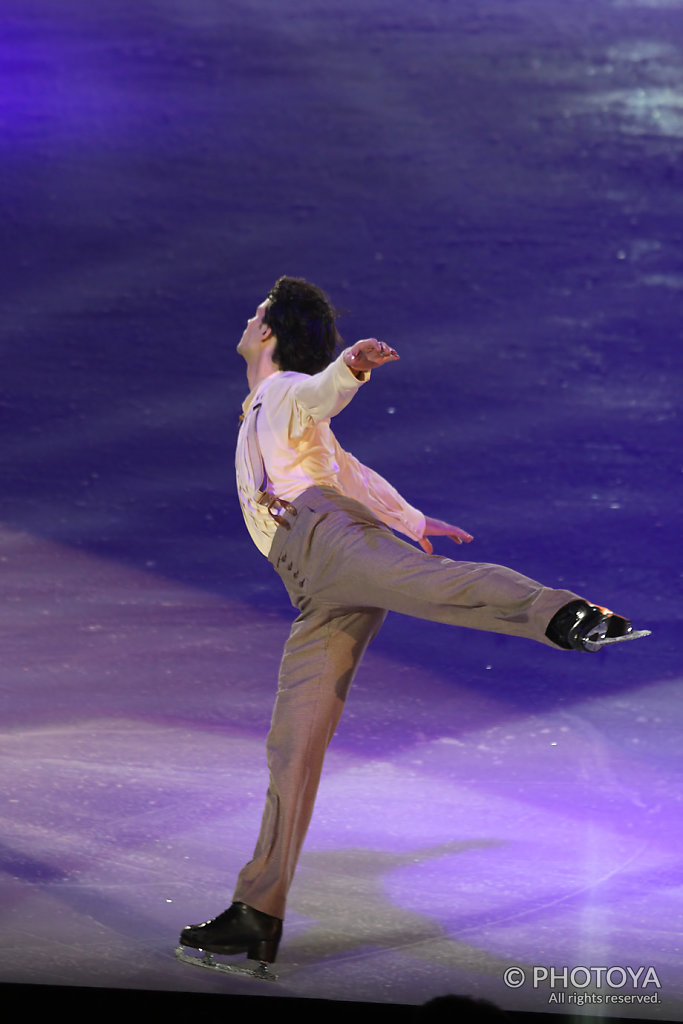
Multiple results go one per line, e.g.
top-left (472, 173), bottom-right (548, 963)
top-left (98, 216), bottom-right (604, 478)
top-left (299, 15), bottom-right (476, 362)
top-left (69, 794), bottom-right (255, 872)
top-left (233, 603), bottom-right (386, 919)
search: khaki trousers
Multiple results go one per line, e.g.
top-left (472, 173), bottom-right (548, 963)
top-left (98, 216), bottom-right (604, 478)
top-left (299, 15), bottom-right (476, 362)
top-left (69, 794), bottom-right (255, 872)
top-left (233, 487), bottom-right (580, 918)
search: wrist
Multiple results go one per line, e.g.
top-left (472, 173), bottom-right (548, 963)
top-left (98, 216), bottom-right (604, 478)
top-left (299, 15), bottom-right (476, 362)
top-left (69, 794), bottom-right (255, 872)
top-left (342, 348), bottom-right (367, 380)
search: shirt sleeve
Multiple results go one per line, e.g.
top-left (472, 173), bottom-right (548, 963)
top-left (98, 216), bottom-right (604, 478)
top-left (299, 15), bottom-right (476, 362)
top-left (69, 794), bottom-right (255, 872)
top-left (334, 442), bottom-right (426, 542)
top-left (287, 351), bottom-right (369, 437)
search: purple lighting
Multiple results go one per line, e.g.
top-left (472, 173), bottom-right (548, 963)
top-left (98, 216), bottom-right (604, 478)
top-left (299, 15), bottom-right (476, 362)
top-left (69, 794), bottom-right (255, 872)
top-left (1, 0), bottom-right (680, 1018)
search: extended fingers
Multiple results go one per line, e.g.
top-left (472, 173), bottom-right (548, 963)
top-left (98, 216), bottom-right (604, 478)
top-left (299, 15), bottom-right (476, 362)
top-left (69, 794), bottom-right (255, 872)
top-left (359, 338), bottom-right (398, 357)
top-left (451, 530), bottom-right (474, 544)
top-left (372, 340), bottom-right (399, 360)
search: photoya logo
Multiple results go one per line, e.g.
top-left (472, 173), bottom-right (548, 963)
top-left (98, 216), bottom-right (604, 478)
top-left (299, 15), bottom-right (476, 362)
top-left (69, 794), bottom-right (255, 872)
top-left (504, 965), bottom-right (662, 990)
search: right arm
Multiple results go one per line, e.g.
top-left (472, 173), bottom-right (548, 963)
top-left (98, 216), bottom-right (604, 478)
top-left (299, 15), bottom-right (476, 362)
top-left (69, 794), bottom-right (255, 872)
top-left (288, 338), bottom-right (399, 432)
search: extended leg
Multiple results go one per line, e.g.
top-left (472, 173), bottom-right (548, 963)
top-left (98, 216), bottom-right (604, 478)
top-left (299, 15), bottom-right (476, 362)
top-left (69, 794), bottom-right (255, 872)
top-left (295, 503), bottom-right (645, 651)
top-left (273, 490), bottom-right (582, 647)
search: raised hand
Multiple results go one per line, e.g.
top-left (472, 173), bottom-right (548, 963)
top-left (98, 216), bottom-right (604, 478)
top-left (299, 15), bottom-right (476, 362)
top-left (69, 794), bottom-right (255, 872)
top-left (344, 338), bottom-right (399, 374)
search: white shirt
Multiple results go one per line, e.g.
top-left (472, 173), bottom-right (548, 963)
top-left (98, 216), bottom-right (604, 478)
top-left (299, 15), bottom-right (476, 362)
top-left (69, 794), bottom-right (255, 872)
top-left (235, 351), bottom-right (426, 556)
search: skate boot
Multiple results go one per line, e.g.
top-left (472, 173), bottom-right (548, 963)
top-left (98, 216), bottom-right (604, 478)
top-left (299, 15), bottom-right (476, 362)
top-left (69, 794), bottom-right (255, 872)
top-left (545, 600), bottom-right (650, 652)
top-left (175, 902), bottom-right (282, 980)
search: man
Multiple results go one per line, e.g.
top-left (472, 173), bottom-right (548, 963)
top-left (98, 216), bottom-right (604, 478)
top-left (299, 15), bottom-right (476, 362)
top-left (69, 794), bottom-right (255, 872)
top-left (178, 276), bottom-right (641, 970)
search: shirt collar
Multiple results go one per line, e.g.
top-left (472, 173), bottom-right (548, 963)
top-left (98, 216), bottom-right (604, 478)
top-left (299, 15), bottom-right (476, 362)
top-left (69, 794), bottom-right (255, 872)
top-left (241, 370), bottom-right (281, 416)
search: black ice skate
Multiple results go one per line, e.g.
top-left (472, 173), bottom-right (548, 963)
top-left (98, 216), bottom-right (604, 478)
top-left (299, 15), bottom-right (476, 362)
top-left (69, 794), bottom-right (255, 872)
top-left (175, 901), bottom-right (282, 981)
top-left (545, 600), bottom-right (651, 652)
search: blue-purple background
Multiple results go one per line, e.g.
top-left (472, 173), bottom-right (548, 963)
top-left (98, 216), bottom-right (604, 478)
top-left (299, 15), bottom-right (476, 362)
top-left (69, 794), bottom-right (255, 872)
top-left (1, 0), bottom-right (681, 1017)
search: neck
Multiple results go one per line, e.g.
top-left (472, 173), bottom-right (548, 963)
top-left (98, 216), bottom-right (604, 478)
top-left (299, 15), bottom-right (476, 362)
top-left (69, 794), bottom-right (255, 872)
top-left (246, 351), bottom-right (279, 392)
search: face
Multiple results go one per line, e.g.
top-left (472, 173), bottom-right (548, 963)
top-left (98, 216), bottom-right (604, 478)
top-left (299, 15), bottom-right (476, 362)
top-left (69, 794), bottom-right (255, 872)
top-left (237, 299), bottom-right (271, 359)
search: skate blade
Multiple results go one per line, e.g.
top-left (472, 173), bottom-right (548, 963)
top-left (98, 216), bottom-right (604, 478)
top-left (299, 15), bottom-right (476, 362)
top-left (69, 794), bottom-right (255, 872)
top-left (585, 628), bottom-right (651, 650)
top-left (174, 945), bottom-right (278, 981)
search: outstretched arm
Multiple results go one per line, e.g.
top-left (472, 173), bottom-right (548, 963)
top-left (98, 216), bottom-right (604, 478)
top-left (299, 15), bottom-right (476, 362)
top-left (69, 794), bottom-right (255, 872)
top-left (419, 516), bottom-right (474, 554)
top-left (288, 338), bottom-right (397, 429)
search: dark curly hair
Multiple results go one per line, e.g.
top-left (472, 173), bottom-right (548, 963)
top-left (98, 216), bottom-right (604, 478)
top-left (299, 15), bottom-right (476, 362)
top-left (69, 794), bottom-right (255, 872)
top-left (263, 276), bottom-right (343, 375)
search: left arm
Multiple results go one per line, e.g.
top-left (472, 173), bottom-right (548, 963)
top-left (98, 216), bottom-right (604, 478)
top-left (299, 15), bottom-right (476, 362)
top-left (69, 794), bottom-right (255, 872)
top-left (345, 341), bottom-right (473, 553)
top-left (298, 339), bottom-right (474, 551)
top-left (343, 341), bottom-right (474, 552)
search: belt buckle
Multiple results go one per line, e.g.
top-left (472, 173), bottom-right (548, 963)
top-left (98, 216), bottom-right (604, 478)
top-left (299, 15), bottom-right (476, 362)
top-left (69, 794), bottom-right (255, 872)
top-left (258, 493), bottom-right (298, 530)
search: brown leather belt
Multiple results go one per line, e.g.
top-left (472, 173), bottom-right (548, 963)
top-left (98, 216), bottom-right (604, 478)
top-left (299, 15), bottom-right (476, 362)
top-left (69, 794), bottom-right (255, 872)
top-left (257, 491), bottom-right (298, 530)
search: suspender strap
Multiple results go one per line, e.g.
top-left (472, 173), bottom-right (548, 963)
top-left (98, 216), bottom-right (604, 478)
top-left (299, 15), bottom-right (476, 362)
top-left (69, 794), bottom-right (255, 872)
top-left (250, 401), bottom-right (298, 530)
